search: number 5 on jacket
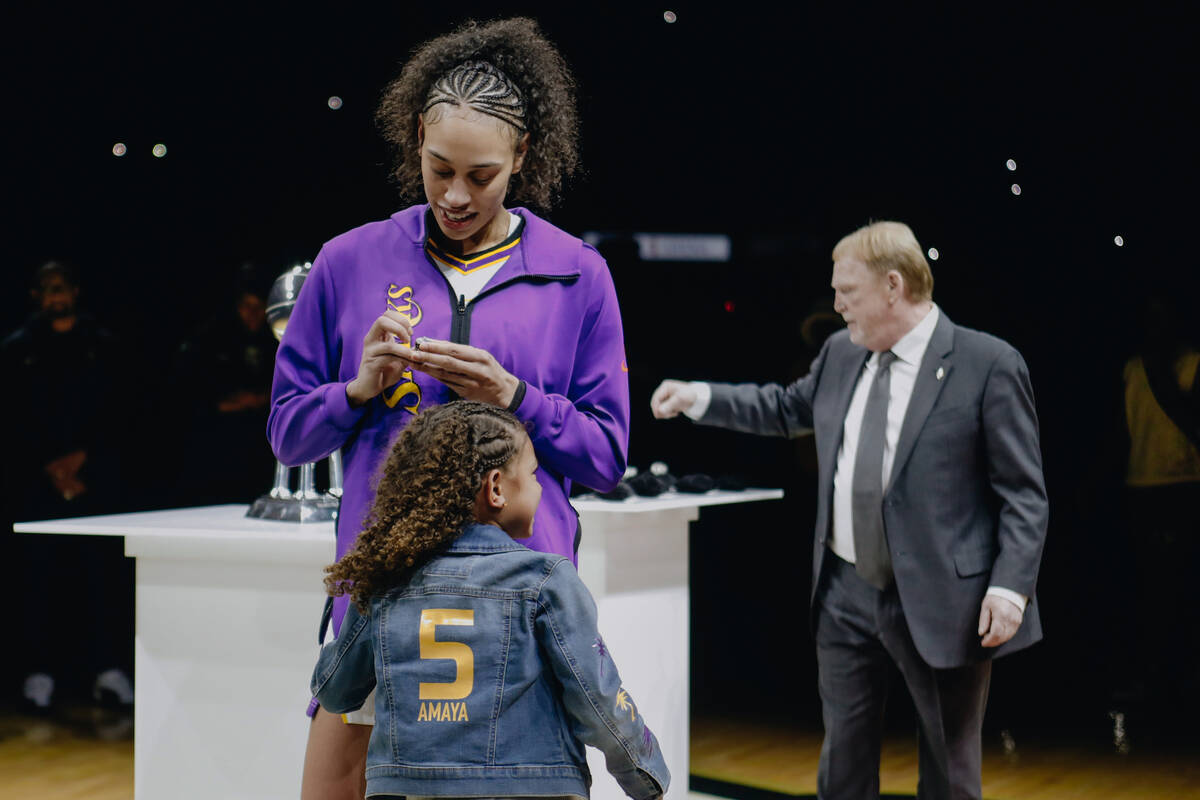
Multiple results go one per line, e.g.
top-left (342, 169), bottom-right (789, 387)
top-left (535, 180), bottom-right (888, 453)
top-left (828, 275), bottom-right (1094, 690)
top-left (419, 609), bottom-right (475, 700)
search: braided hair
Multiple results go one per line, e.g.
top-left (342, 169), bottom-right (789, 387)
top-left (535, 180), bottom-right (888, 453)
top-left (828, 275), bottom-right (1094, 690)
top-left (325, 401), bottom-right (527, 610)
top-left (424, 60), bottom-right (527, 132)
top-left (377, 17), bottom-right (580, 211)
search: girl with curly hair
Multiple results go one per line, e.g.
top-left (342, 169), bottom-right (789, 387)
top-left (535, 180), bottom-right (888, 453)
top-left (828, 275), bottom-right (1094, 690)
top-left (311, 401), bottom-right (668, 800)
top-left (267, 17), bottom-right (630, 799)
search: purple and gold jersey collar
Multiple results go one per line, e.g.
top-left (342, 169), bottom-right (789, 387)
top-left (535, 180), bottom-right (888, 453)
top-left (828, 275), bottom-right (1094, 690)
top-left (390, 206), bottom-right (581, 280)
top-left (424, 212), bottom-right (526, 275)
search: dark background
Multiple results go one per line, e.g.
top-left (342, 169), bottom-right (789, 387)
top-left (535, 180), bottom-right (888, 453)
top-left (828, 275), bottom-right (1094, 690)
top-left (3, 2), bottom-right (1196, 744)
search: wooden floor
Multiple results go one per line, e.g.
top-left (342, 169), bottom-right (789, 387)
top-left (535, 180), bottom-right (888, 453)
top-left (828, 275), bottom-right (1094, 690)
top-left (0, 707), bottom-right (133, 800)
top-left (691, 715), bottom-right (1200, 800)
top-left (3, 707), bottom-right (1198, 799)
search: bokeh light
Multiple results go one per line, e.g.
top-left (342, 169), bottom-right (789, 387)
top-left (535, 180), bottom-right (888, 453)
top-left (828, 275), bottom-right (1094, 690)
top-left (928, 247), bottom-right (940, 261)
top-left (1114, 235), bottom-right (1124, 247)
top-left (152, 143), bottom-right (167, 158)
top-left (112, 142), bottom-right (127, 157)
top-left (1010, 183), bottom-right (1021, 196)
top-left (663, 10), bottom-right (677, 23)
top-left (327, 96), bottom-right (343, 110)
top-left (1006, 158), bottom-right (1017, 171)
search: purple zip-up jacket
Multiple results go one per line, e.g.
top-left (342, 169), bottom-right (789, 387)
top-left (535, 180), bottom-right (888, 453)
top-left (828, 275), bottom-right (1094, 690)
top-left (268, 205), bottom-right (630, 636)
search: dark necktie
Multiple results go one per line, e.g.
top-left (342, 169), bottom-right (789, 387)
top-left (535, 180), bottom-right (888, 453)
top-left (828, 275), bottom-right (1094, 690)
top-left (852, 350), bottom-right (898, 591)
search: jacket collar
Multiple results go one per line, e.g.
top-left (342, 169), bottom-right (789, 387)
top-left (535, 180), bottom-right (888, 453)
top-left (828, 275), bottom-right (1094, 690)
top-left (445, 523), bottom-right (528, 555)
top-left (886, 310), bottom-right (956, 492)
top-left (390, 204), bottom-right (581, 280)
top-left (889, 303), bottom-right (940, 367)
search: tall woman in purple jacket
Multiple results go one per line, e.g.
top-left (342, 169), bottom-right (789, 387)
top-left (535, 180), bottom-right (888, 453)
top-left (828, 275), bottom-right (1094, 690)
top-left (267, 19), bottom-right (630, 799)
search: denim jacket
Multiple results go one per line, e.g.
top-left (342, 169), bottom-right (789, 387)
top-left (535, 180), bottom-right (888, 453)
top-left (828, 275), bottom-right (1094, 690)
top-left (311, 523), bottom-right (670, 800)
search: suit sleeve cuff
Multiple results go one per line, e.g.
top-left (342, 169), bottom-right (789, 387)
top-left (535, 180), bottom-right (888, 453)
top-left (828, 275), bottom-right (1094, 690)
top-left (684, 382), bottom-right (712, 420)
top-left (986, 586), bottom-right (1028, 614)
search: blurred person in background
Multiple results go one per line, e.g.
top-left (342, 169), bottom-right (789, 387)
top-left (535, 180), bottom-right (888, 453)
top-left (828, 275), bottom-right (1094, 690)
top-left (1118, 290), bottom-right (1200, 727)
top-left (0, 260), bottom-right (133, 712)
top-left (171, 262), bottom-right (278, 505)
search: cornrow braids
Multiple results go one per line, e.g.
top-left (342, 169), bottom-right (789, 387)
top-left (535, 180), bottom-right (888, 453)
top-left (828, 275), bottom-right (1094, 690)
top-left (470, 406), bottom-right (525, 473)
top-left (377, 17), bottom-right (580, 210)
top-left (424, 60), bottom-right (526, 133)
top-left (325, 401), bottom-right (527, 611)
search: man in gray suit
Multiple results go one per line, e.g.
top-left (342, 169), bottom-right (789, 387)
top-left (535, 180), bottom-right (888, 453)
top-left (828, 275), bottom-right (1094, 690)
top-left (651, 221), bottom-right (1048, 800)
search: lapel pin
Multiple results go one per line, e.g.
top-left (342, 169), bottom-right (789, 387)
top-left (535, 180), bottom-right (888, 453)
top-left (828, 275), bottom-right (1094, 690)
top-left (936, 366), bottom-right (945, 381)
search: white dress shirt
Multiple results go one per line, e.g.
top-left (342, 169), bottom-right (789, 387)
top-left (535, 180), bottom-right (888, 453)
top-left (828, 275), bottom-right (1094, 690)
top-left (829, 305), bottom-right (940, 563)
top-left (686, 304), bottom-right (1025, 612)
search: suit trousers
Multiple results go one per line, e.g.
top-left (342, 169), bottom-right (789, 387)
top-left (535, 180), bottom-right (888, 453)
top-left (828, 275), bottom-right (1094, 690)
top-left (814, 553), bottom-right (991, 800)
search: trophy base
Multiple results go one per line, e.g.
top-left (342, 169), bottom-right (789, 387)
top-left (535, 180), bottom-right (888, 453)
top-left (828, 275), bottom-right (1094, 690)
top-left (246, 494), bottom-right (339, 523)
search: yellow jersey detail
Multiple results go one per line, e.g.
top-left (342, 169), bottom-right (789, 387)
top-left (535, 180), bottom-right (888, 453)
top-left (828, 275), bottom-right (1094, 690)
top-left (418, 609), bottom-right (475, 701)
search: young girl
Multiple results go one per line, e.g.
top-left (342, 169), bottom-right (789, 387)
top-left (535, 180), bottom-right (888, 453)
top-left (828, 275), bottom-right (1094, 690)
top-left (311, 401), bottom-right (667, 800)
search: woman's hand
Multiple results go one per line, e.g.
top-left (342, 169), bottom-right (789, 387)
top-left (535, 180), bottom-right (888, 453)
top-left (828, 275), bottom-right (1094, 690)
top-left (405, 338), bottom-right (521, 408)
top-left (345, 311), bottom-right (415, 407)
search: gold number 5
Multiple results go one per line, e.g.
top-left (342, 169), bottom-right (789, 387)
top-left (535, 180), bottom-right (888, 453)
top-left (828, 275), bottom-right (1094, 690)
top-left (419, 609), bottom-right (475, 700)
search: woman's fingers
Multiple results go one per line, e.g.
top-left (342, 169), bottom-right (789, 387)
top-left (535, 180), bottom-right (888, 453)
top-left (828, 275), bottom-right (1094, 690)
top-left (411, 338), bottom-right (487, 362)
top-left (405, 349), bottom-right (479, 374)
top-left (396, 337), bottom-right (517, 406)
top-left (365, 310), bottom-right (413, 344)
top-left (411, 361), bottom-right (473, 385)
top-left (364, 340), bottom-right (416, 361)
top-left (348, 313), bottom-right (419, 406)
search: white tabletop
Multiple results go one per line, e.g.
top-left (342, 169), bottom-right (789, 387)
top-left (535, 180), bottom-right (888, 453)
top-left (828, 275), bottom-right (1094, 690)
top-left (12, 489), bottom-right (783, 562)
top-left (572, 487), bottom-right (782, 513)
top-left (14, 503), bottom-right (329, 538)
top-left (14, 505), bottom-right (334, 564)
top-left (13, 489), bottom-right (783, 537)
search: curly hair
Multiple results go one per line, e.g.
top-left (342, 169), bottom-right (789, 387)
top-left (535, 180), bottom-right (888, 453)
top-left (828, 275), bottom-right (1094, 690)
top-left (325, 401), bottom-right (527, 611)
top-left (376, 17), bottom-right (580, 211)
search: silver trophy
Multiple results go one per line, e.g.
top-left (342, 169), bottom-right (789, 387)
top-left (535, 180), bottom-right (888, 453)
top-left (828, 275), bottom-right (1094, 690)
top-left (246, 262), bottom-right (343, 523)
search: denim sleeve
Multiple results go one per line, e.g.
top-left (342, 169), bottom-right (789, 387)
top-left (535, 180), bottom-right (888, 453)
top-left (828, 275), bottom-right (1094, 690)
top-left (535, 561), bottom-right (670, 800)
top-left (310, 601), bottom-right (376, 714)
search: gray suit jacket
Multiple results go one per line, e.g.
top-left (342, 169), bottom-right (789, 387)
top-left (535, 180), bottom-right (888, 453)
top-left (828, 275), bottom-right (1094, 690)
top-left (701, 312), bottom-right (1048, 669)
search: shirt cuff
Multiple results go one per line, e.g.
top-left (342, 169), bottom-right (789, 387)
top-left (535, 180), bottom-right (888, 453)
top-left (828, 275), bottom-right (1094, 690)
top-left (327, 381), bottom-right (369, 430)
top-left (986, 586), bottom-right (1028, 614)
top-left (683, 381), bottom-right (712, 420)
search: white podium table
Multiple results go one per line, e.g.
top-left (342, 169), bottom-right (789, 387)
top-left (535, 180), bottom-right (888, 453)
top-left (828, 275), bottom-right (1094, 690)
top-left (16, 489), bottom-right (781, 800)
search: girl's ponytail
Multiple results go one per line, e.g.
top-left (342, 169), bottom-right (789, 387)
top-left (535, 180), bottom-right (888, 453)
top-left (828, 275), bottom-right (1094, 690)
top-left (325, 401), bottom-right (525, 610)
